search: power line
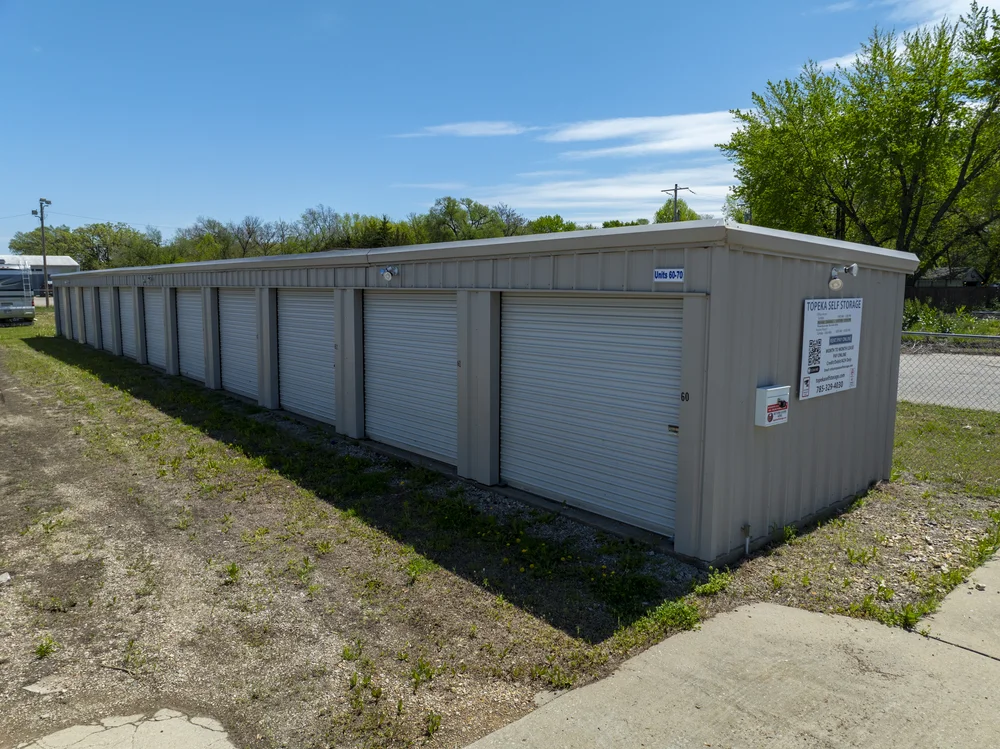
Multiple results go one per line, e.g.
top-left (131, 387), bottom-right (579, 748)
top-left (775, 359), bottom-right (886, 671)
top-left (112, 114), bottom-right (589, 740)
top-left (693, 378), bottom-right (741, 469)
top-left (0, 213), bottom-right (32, 221)
top-left (47, 211), bottom-right (181, 230)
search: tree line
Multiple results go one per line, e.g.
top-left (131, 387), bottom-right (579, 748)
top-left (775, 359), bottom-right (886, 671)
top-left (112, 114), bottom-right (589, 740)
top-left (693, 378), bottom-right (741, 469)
top-left (7, 197), bottom-right (704, 271)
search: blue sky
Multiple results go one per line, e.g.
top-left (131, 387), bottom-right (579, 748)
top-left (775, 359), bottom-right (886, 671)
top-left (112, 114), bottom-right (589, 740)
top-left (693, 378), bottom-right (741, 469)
top-left (0, 0), bottom-right (987, 248)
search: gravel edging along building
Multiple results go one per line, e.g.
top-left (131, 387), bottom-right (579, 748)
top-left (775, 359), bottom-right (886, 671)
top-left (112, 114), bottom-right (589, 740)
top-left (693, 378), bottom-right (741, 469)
top-left (52, 220), bottom-right (919, 565)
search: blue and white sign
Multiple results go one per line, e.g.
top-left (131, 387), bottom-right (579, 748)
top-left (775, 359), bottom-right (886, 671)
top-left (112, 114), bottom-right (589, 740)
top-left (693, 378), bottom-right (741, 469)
top-left (654, 268), bottom-right (685, 283)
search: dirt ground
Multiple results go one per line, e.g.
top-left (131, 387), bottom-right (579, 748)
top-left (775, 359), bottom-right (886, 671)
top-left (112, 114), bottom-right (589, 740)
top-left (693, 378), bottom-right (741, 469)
top-left (2, 311), bottom-right (998, 749)
top-left (0, 313), bottom-right (702, 749)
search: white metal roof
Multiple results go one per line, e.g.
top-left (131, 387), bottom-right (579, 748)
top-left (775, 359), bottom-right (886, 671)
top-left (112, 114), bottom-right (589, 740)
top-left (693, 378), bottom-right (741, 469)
top-left (0, 254), bottom-right (81, 268)
top-left (51, 221), bottom-right (920, 278)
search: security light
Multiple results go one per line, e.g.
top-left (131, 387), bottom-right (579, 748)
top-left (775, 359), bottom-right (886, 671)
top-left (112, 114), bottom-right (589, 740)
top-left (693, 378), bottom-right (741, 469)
top-left (829, 263), bottom-right (858, 290)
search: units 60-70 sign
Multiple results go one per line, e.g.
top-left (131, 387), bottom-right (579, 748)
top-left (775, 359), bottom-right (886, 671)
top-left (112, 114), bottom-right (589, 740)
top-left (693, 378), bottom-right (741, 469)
top-left (799, 298), bottom-right (863, 400)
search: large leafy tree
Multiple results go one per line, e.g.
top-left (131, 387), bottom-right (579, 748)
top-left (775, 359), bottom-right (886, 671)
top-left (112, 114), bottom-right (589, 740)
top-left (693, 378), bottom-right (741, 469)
top-left (8, 224), bottom-right (81, 259)
top-left (653, 197), bottom-right (702, 223)
top-left (721, 2), bottom-right (1000, 279)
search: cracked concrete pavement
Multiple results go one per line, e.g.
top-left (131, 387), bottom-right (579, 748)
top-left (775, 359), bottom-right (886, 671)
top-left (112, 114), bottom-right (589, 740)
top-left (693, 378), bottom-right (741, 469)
top-left (12, 709), bottom-right (235, 749)
top-left (468, 556), bottom-right (1000, 749)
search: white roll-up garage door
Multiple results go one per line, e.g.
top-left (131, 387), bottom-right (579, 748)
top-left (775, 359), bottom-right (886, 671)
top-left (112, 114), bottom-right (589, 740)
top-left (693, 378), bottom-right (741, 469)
top-left (176, 289), bottom-right (206, 383)
top-left (143, 288), bottom-right (166, 369)
top-left (99, 288), bottom-right (114, 352)
top-left (119, 288), bottom-right (137, 359)
top-left (278, 289), bottom-right (336, 424)
top-left (83, 289), bottom-right (97, 346)
top-left (364, 292), bottom-right (457, 463)
top-left (500, 295), bottom-right (683, 535)
top-left (219, 289), bottom-right (258, 400)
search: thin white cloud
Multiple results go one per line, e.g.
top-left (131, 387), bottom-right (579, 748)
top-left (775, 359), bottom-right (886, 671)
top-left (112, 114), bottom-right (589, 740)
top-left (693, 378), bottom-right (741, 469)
top-left (818, 0), bottom-right (1000, 69)
top-left (823, 1), bottom-right (860, 11)
top-left (539, 113), bottom-right (737, 159)
top-left (399, 112), bottom-right (736, 157)
top-left (395, 121), bottom-right (529, 138)
top-left (817, 50), bottom-right (861, 69)
top-left (882, 0), bottom-right (1000, 23)
top-left (473, 162), bottom-right (736, 218)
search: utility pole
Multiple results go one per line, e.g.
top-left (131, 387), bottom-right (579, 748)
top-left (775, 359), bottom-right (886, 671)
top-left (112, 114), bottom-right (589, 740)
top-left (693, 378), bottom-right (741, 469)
top-left (660, 184), bottom-right (695, 222)
top-left (31, 198), bottom-right (52, 307)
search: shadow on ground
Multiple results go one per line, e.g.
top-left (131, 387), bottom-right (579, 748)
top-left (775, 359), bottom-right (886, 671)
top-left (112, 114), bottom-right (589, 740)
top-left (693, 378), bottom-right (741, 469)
top-left (25, 336), bottom-right (696, 643)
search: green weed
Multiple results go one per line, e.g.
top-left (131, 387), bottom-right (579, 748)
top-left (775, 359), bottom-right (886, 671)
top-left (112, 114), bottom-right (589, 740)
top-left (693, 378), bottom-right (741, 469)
top-left (34, 635), bottom-right (58, 659)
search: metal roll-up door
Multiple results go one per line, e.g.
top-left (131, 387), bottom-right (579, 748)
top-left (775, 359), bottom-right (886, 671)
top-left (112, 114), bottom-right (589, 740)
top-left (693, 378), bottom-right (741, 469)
top-left (500, 295), bottom-right (683, 535)
top-left (219, 289), bottom-right (258, 400)
top-left (176, 289), bottom-right (206, 382)
top-left (143, 288), bottom-right (166, 369)
top-left (99, 288), bottom-right (114, 351)
top-left (119, 288), bottom-right (137, 359)
top-left (364, 291), bottom-right (458, 463)
top-left (278, 289), bottom-right (336, 424)
top-left (83, 289), bottom-right (97, 346)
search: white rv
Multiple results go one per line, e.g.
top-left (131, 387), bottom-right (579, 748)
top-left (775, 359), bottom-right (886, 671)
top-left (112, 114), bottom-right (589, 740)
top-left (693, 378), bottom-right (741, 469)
top-left (0, 260), bottom-right (35, 323)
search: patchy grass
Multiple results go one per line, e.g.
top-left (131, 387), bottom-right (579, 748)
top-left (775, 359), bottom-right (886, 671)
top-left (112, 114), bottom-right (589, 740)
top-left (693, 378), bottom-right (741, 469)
top-left (0, 309), bottom-right (700, 749)
top-left (698, 400), bottom-right (1000, 629)
top-left (3, 308), bottom-right (998, 749)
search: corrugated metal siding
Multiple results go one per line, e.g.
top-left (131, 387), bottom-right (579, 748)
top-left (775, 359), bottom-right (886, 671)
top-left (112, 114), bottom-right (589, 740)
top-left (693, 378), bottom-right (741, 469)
top-left (176, 289), bottom-right (205, 382)
top-left (119, 288), bottom-right (137, 359)
top-left (144, 288), bottom-right (166, 369)
top-left (83, 289), bottom-right (97, 346)
top-left (364, 291), bottom-right (458, 463)
top-left (62, 288), bottom-right (74, 339)
top-left (278, 290), bottom-right (336, 424)
top-left (99, 288), bottom-right (114, 351)
top-left (698, 248), bottom-right (906, 561)
top-left (500, 295), bottom-right (683, 534)
top-left (73, 291), bottom-right (83, 341)
top-left (219, 289), bottom-right (258, 399)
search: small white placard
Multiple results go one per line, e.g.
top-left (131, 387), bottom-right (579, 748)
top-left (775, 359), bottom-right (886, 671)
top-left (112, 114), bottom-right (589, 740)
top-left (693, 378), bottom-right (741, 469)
top-left (654, 268), bottom-right (684, 283)
top-left (799, 298), bottom-right (863, 400)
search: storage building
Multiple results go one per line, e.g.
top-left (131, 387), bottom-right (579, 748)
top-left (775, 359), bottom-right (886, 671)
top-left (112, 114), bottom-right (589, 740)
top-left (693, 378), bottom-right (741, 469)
top-left (51, 221), bottom-right (918, 564)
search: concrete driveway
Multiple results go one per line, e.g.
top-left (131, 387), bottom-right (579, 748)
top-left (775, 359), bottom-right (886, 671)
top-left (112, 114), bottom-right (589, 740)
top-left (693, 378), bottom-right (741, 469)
top-left (898, 352), bottom-right (1000, 412)
top-left (468, 558), bottom-right (1000, 749)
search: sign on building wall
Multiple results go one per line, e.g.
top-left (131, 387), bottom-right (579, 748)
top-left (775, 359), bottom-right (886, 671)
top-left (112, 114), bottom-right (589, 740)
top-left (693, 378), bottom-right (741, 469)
top-left (799, 298), bottom-right (863, 400)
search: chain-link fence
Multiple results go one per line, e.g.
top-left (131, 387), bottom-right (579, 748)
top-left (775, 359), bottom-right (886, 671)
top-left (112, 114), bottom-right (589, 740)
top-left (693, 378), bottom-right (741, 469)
top-left (898, 332), bottom-right (1000, 412)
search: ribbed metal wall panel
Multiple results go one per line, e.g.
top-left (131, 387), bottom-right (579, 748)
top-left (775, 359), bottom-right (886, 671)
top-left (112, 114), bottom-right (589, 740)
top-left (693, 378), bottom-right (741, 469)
top-left (698, 249), bottom-right (907, 560)
top-left (278, 290), bottom-right (336, 424)
top-left (176, 289), bottom-right (205, 382)
top-left (364, 291), bottom-right (458, 463)
top-left (500, 295), bottom-right (683, 534)
top-left (63, 288), bottom-right (74, 339)
top-left (73, 291), bottom-right (83, 341)
top-left (143, 288), bottom-right (166, 369)
top-left (83, 289), bottom-right (97, 346)
top-left (119, 288), bottom-right (137, 359)
top-left (99, 287), bottom-right (114, 351)
top-left (219, 289), bottom-right (258, 399)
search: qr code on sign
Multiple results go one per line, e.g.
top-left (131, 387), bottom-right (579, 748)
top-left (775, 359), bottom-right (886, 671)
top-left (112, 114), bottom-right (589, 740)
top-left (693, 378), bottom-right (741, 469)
top-left (808, 339), bottom-right (821, 368)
